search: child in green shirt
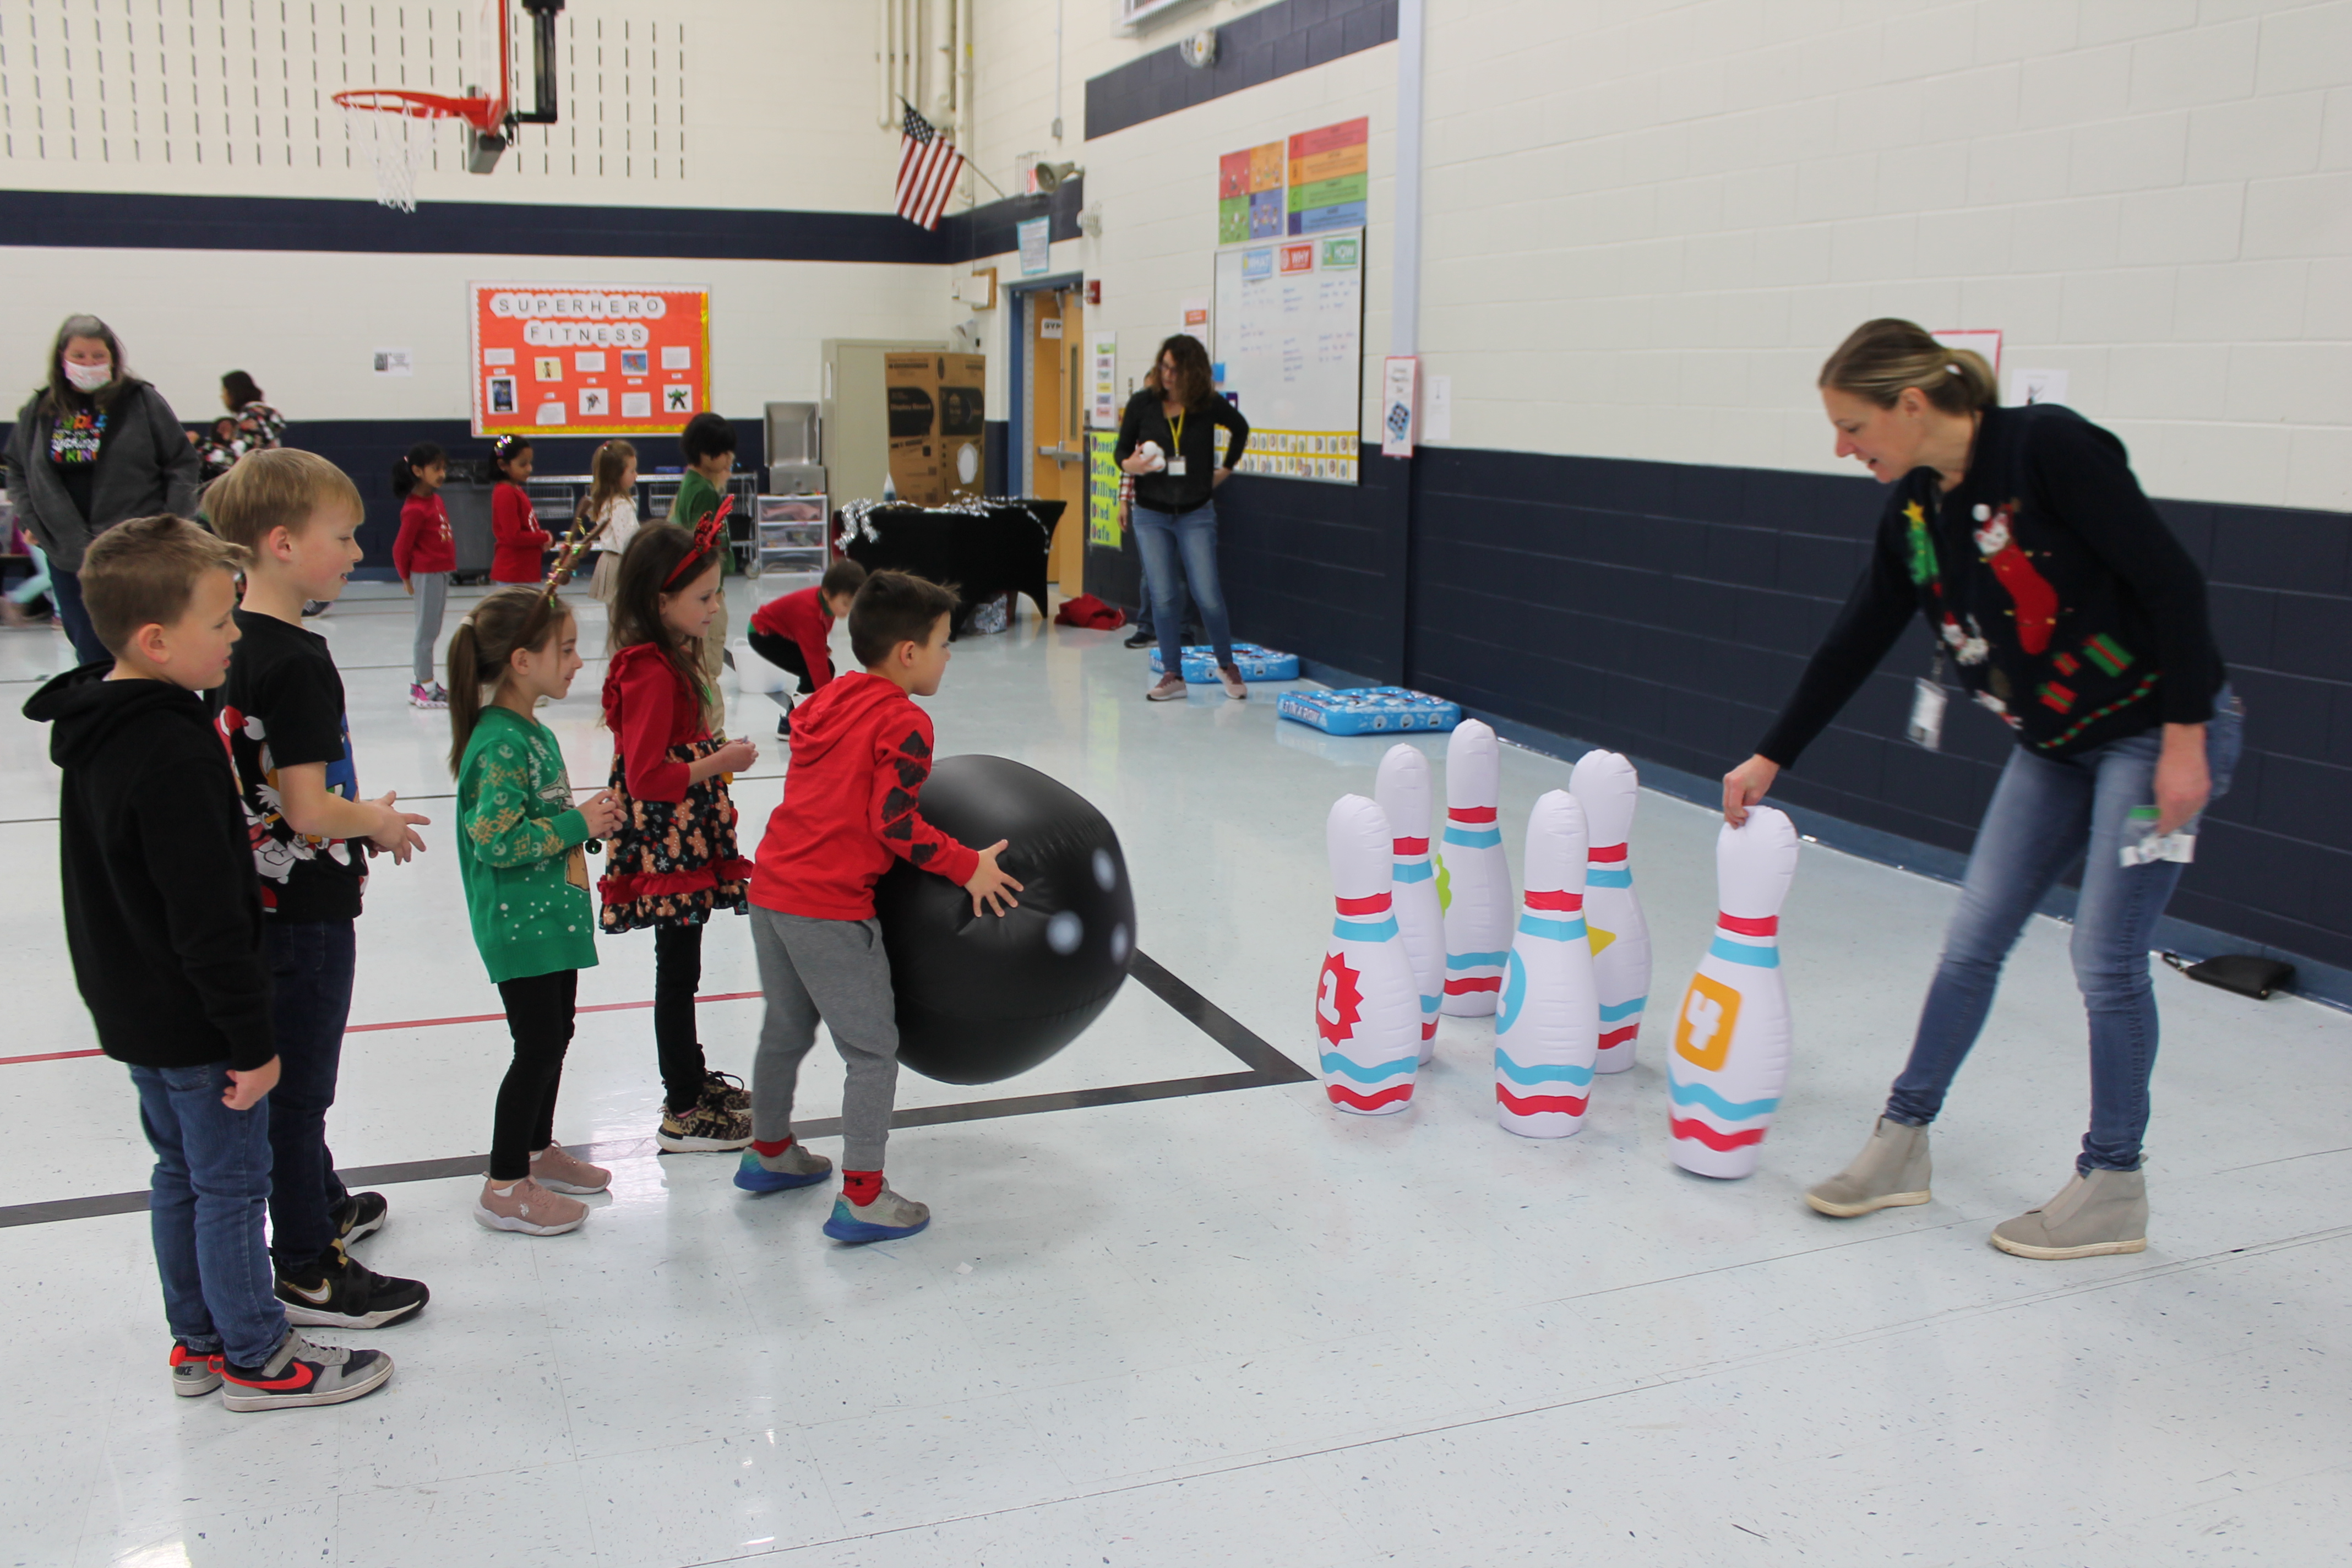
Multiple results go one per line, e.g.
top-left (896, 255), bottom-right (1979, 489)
top-left (448, 585), bottom-right (625, 1237)
top-left (671, 410), bottom-right (736, 684)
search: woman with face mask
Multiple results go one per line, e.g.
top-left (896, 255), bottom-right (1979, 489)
top-left (5, 315), bottom-right (202, 665)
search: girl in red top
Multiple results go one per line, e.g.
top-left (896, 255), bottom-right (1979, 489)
top-left (390, 441), bottom-right (454, 709)
top-left (600, 519), bottom-right (760, 1152)
top-left (489, 435), bottom-right (551, 584)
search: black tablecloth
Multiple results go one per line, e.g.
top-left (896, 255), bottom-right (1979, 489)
top-left (835, 499), bottom-right (1064, 636)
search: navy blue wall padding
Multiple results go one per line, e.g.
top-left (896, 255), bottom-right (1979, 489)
top-left (1211, 444), bottom-right (2352, 982)
top-left (1085, 0), bottom-right (1398, 141)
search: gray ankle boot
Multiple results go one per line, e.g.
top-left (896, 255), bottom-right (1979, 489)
top-left (1990, 1167), bottom-right (2147, 1259)
top-left (1804, 1117), bottom-right (1932, 1217)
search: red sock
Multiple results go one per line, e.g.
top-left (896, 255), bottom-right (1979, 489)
top-left (842, 1169), bottom-right (883, 1206)
top-left (752, 1137), bottom-right (794, 1158)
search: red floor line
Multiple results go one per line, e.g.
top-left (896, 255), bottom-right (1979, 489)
top-left (0, 990), bottom-right (766, 1065)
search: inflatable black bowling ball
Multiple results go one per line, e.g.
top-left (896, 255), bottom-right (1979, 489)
top-left (873, 755), bottom-right (1136, 1085)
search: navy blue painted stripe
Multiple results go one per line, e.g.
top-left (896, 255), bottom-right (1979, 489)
top-left (0, 182), bottom-right (1086, 264)
top-left (1086, 0), bottom-right (1398, 141)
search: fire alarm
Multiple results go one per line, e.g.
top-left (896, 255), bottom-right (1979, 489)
top-left (1086, 280), bottom-right (1102, 304)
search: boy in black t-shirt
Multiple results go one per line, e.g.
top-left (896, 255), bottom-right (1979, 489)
top-left (25, 515), bottom-right (391, 1410)
top-left (209, 451), bottom-right (433, 1328)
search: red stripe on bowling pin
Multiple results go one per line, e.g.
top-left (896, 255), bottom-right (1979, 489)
top-left (1599, 1024), bottom-right (1638, 1049)
top-left (1448, 807), bottom-right (1498, 824)
top-left (1395, 836), bottom-right (1428, 854)
top-left (1588, 842), bottom-right (1627, 863)
top-left (1523, 889), bottom-right (1583, 912)
top-left (1336, 893), bottom-right (1394, 916)
top-left (1717, 912), bottom-right (1777, 937)
top-left (1669, 1115), bottom-right (1767, 1150)
top-left (1496, 1085), bottom-right (1591, 1117)
top-left (1444, 976), bottom-right (1503, 995)
top-left (1329, 1082), bottom-right (1415, 1111)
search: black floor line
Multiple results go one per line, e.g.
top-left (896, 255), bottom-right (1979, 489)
top-left (0, 949), bottom-right (1309, 1229)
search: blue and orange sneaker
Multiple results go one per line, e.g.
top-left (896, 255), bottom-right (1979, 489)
top-left (169, 1343), bottom-right (222, 1398)
top-left (733, 1145), bottom-right (832, 1194)
top-left (821, 1185), bottom-right (930, 1244)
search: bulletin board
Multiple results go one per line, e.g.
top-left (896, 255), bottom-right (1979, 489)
top-left (1212, 230), bottom-right (1364, 484)
top-left (470, 283), bottom-right (711, 438)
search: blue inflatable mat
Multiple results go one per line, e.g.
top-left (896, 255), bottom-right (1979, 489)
top-left (1277, 686), bottom-right (1463, 735)
top-left (1148, 642), bottom-right (1300, 683)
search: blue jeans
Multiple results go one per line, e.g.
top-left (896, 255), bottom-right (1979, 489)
top-left (131, 1063), bottom-right (288, 1368)
top-left (1886, 689), bottom-right (2245, 1172)
top-left (49, 564), bottom-right (110, 666)
top-left (265, 920), bottom-right (356, 1269)
top-left (1132, 501), bottom-right (1234, 677)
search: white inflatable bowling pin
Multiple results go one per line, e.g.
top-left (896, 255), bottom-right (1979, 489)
top-left (1494, 791), bottom-right (1599, 1137)
top-left (1438, 720), bottom-right (1515, 1016)
top-left (1570, 749), bottom-right (1653, 1075)
top-left (1667, 805), bottom-right (1799, 1178)
top-left (1375, 744), bottom-right (1444, 1063)
top-left (1317, 794), bottom-right (1423, 1115)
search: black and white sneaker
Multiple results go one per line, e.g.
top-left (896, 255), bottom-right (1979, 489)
top-left (221, 1330), bottom-right (393, 1412)
top-left (333, 1190), bottom-right (389, 1245)
top-left (275, 1240), bottom-right (428, 1329)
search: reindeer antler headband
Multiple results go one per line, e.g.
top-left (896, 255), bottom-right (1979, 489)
top-left (663, 494), bottom-right (734, 587)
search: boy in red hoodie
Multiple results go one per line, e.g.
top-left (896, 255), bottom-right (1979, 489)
top-left (738, 571), bottom-right (1022, 1242)
top-left (747, 557), bottom-right (866, 738)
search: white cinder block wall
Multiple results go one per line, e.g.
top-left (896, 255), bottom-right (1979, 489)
top-left (962, 0), bottom-right (2351, 512)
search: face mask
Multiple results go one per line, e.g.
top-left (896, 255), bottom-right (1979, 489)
top-left (63, 360), bottom-right (113, 393)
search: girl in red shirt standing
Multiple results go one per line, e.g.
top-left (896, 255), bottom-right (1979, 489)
top-left (600, 517), bottom-right (759, 1151)
top-left (489, 435), bottom-right (551, 584)
top-left (390, 442), bottom-right (454, 709)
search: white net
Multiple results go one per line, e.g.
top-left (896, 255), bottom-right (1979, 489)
top-left (340, 101), bottom-right (444, 213)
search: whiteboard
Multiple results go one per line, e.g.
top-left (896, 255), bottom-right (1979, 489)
top-left (1212, 228), bottom-right (1364, 484)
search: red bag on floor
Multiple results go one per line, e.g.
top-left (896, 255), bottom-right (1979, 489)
top-left (1054, 594), bottom-right (1127, 631)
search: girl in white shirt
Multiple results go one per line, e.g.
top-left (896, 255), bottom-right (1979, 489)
top-left (581, 439), bottom-right (641, 606)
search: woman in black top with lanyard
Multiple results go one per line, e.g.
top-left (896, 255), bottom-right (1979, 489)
top-left (1115, 334), bottom-right (1250, 701)
top-left (1724, 319), bottom-right (2241, 1261)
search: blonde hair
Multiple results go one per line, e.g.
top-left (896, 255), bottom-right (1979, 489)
top-left (79, 514), bottom-right (250, 655)
top-left (579, 439), bottom-right (637, 530)
top-left (206, 448), bottom-right (364, 551)
top-left (1819, 318), bottom-right (1996, 415)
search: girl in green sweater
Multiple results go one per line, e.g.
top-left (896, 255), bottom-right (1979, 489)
top-left (449, 585), bottom-right (625, 1236)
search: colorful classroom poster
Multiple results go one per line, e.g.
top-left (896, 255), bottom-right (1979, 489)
top-left (1087, 430), bottom-right (1121, 547)
top-left (1217, 140), bottom-right (1287, 244)
top-left (471, 284), bottom-right (709, 438)
top-left (1287, 117), bottom-right (1369, 235)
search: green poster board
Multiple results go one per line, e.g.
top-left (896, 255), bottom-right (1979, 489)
top-left (1087, 430), bottom-right (1120, 547)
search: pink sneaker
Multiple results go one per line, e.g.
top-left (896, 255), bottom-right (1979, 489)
top-left (474, 1176), bottom-right (587, 1235)
top-left (1146, 673), bottom-right (1188, 702)
top-left (529, 1145), bottom-right (611, 1194)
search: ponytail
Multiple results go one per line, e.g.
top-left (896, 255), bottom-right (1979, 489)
top-left (392, 440), bottom-right (446, 499)
top-left (447, 584), bottom-right (570, 777)
top-left (1819, 318), bottom-right (1997, 415)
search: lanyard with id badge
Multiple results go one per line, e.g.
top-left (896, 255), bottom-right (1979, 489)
top-left (1907, 646), bottom-right (1949, 752)
top-left (1164, 409), bottom-right (1189, 477)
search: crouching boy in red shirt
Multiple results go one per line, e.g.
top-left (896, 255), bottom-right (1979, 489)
top-left (747, 556), bottom-right (866, 739)
top-left (737, 570), bottom-right (1022, 1242)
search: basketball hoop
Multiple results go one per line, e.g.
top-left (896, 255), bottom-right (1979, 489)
top-left (334, 89), bottom-right (503, 211)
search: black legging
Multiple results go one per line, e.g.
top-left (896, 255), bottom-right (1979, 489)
top-left (491, 969), bottom-right (578, 1181)
top-left (746, 629), bottom-right (814, 694)
top-left (655, 923), bottom-right (709, 1114)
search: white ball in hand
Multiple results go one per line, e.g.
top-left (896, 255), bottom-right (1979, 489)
top-left (1136, 440), bottom-right (1167, 472)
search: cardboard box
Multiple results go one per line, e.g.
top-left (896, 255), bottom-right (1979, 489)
top-left (882, 352), bottom-right (986, 505)
top-left (939, 353), bottom-right (987, 500)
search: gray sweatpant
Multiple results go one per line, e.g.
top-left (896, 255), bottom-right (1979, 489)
top-left (411, 570), bottom-right (449, 684)
top-left (749, 906), bottom-right (901, 1170)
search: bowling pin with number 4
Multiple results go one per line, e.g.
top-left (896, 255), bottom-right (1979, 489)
top-left (1317, 794), bottom-right (1423, 1115)
top-left (1570, 749), bottom-right (1652, 1074)
top-left (1668, 805), bottom-right (1798, 1178)
top-left (1376, 744), bottom-right (1444, 1063)
top-left (1439, 720), bottom-right (1515, 1016)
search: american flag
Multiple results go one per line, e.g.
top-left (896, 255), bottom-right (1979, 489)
top-left (895, 102), bottom-right (966, 230)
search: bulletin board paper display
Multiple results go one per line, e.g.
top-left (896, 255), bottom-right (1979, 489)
top-left (1087, 431), bottom-right (1121, 547)
top-left (1214, 230), bottom-right (1364, 486)
top-left (1217, 117), bottom-right (1369, 245)
top-left (471, 284), bottom-right (711, 438)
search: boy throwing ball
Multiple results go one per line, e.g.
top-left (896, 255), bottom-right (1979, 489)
top-left (736, 570), bottom-right (1021, 1242)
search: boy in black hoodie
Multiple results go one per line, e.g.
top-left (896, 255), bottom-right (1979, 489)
top-left (25, 515), bottom-right (392, 1412)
